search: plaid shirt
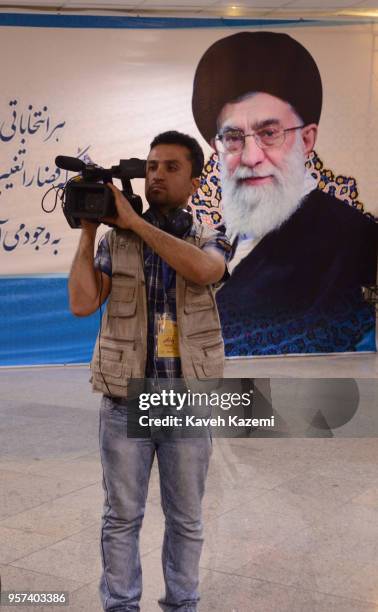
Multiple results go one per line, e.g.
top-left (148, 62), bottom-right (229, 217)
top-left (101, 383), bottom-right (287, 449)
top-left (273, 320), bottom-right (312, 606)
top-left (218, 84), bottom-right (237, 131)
top-left (94, 213), bottom-right (231, 383)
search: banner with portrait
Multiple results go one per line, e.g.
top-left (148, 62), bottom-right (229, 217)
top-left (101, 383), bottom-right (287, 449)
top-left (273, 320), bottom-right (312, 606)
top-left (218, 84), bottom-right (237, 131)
top-left (0, 14), bottom-right (376, 364)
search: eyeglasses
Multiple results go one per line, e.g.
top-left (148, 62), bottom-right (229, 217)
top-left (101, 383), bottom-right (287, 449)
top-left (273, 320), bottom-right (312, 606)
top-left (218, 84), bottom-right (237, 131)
top-left (215, 125), bottom-right (304, 154)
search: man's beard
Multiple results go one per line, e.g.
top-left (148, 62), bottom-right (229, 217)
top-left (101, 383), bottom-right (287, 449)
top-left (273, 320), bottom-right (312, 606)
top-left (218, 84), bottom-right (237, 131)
top-left (220, 134), bottom-right (307, 239)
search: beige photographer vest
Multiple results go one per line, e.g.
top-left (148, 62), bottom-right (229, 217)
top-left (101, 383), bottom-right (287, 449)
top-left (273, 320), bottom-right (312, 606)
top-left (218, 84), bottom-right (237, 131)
top-left (90, 224), bottom-right (224, 397)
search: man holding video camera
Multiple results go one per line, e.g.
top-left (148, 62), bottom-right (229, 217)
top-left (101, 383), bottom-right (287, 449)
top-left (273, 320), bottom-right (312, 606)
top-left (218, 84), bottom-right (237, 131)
top-left (68, 130), bottom-right (230, 612)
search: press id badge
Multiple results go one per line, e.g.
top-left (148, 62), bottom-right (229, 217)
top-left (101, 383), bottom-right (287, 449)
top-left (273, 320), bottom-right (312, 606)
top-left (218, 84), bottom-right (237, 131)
top-left (156, 313), bottom-right (180, 358)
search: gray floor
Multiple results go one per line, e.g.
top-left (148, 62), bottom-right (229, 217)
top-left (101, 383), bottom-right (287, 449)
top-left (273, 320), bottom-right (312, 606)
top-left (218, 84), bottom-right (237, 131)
top-left (0, 355), bottom-right (377, 612)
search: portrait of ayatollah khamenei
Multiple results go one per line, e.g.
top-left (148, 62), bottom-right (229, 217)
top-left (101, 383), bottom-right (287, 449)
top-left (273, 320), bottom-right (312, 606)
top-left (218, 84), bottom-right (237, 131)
top-left (191, 30), bottom-right (377, 358)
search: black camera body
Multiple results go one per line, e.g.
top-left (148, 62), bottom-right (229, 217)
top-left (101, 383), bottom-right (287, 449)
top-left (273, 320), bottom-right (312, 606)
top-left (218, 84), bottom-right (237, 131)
top-left (65, 180), bottom-right (116, 224)
top-left (55, 156), bottom-right (146, 229)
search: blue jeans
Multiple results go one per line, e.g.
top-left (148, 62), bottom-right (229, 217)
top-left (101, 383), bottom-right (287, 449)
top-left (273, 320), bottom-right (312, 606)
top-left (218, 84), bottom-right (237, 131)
top-left (99, 395), bottom-right (212, 611)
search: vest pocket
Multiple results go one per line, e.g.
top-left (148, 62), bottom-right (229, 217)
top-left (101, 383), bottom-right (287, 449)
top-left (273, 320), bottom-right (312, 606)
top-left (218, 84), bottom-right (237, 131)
top-left (92, 341), bottom-right (132, 381)
top-left (94, 360), bottom-right (123, 378)
top-left (192, 340), bottom-right (224, 379)
top-left (186, 329), bottom-right (222, 343)
top-left (92, 358), bottom-right (131, 381)
top-left (203, 341), bottom-right (224, 358)
top-left (108, 284), bottom-right (137, 317)
top-left (193, 358), bottom-right (224, 379)
top-left (184, 284), bottom-right (214, 313)
top-left (100, 346), bottom-right (123, 362)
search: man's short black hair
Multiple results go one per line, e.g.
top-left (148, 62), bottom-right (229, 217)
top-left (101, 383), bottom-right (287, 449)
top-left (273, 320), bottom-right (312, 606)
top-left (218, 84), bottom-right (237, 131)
top-left (150, 130), bottom-right (204, 178)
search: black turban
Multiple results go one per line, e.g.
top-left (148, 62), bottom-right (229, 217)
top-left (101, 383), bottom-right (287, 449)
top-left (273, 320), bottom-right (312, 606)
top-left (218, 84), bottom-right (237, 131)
top-left (192, 31), bottom-right (323, 144)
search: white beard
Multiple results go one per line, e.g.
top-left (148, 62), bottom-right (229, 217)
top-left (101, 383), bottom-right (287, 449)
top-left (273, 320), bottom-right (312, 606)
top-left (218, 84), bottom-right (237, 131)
top-left (220, 134), bottom-right (309, 240)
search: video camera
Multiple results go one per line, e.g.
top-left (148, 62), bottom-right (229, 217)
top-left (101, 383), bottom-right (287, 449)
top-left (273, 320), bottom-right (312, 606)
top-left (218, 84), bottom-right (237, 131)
top-left (55, 155), bottom-right (146, 229)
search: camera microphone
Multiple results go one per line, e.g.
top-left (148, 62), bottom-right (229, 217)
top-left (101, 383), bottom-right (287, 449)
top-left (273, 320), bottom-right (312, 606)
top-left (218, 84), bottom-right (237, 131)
top-left (55, 156), bottom-right (86, 172)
